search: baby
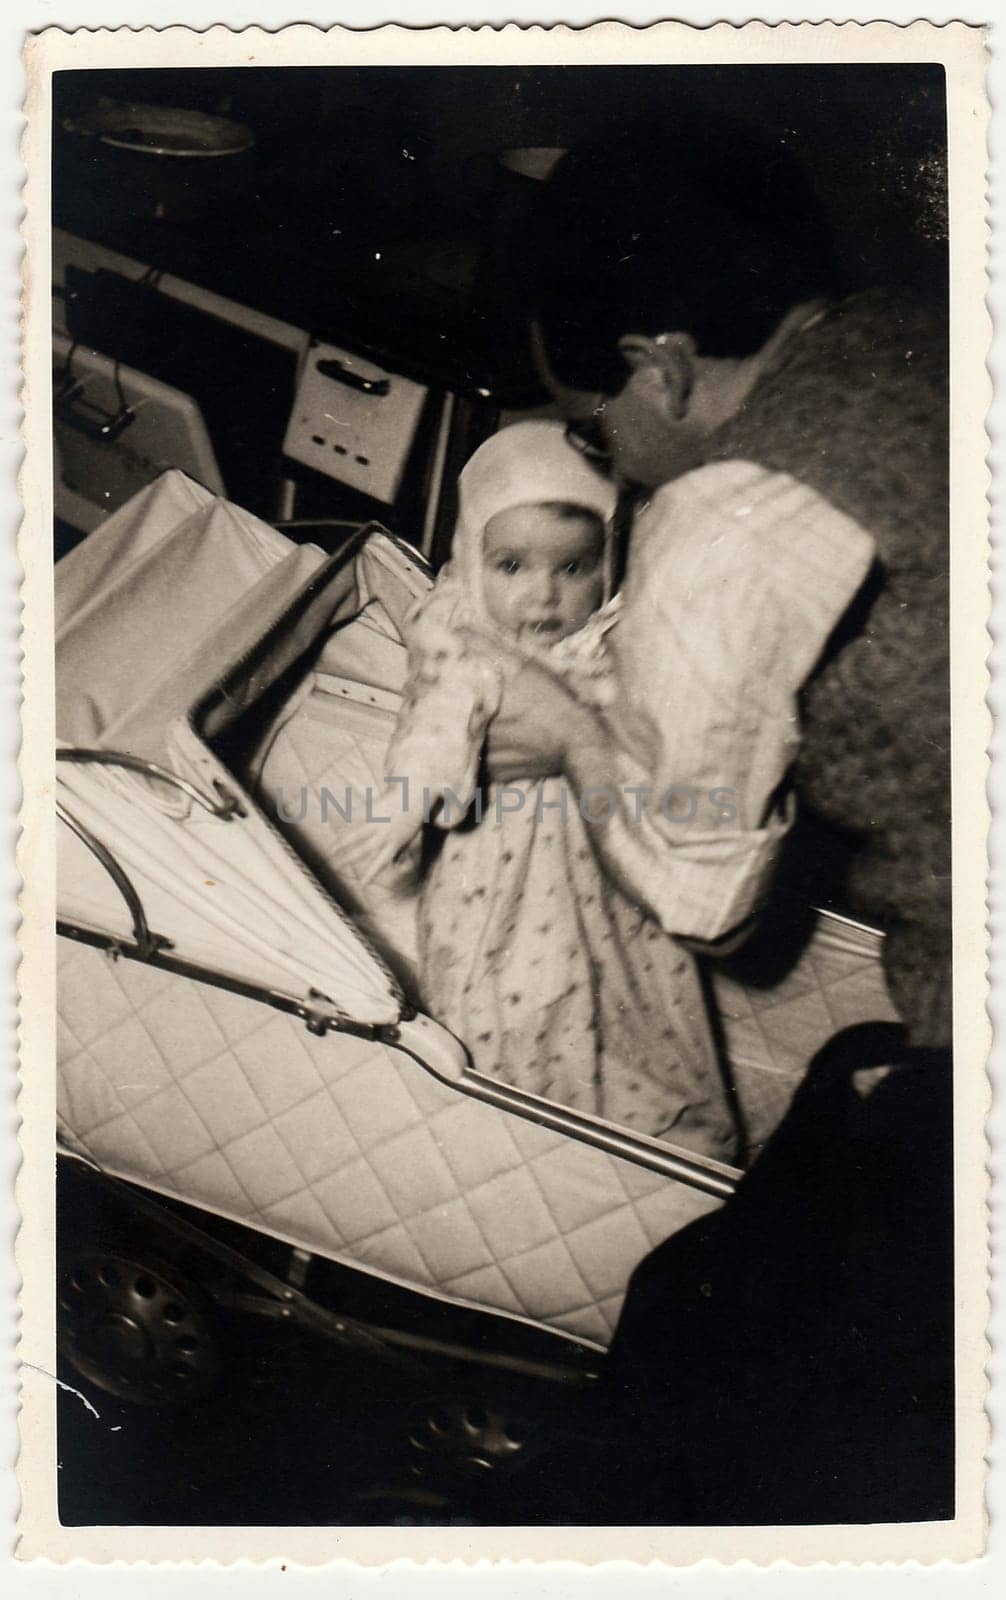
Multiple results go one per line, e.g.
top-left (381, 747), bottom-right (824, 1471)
top-left (365, 421), bottom-right (737, 1159)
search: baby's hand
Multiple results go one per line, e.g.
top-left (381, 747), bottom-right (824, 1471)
top-left (484, 658), bottom-right (594, 784)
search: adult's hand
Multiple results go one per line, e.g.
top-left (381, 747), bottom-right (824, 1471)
top-left (484, 658), bottom-right (603, 785)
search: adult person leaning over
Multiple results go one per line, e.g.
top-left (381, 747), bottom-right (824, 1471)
top-left (472, 123), bottom-right (951, 1527)
top-left (487, 122), bottom-right (950, 1057)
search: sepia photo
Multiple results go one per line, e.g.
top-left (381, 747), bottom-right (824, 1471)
top-left (16, 19), bottom-right (990, 1565)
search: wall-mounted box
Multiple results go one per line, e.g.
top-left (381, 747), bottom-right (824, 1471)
top-left (283, 340), bottom-right (428, 506)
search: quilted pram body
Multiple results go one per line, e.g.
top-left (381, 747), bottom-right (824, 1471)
top-left (56, 473), bottom-right (898, 1352)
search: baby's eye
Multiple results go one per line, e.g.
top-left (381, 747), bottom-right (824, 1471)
top-left (562, 560), bottom-right (582, 576)
top-left (496, 557), bottom-right (521, 575)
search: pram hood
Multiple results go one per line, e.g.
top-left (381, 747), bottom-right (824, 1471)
top-left (56, 471), bottom-right (429, 1027)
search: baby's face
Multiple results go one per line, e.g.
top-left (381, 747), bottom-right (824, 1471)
top-left (481, 504), bottom-right (605, 645)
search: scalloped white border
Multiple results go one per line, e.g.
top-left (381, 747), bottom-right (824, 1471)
top-left (11, 10), bottom-right (992, 1572)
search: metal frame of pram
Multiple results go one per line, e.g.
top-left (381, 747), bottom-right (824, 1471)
top-left (55, 516), bottom-right (744, 1445)
top-left (55, 504), bottom-right (896, 1509)
top-left (55, 748), bottom-right (738, 1395)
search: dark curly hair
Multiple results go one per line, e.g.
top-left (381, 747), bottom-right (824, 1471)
top-left (524, 113), bottom-right (844, 394)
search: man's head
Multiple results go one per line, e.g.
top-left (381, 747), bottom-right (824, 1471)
top-left (524, 116), bottom-right (842, 486)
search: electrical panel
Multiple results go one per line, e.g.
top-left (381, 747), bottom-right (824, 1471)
top-left (283, 339), bottom-right (428, 505)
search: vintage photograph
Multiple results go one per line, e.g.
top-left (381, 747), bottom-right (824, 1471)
top-left (17, 20), bottom-right (990, 1562)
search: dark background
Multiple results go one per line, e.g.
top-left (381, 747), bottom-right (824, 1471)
top-left (53, 64), bottom-right (952, 1528)
top-left (53, 63), bottom-right (948, 399)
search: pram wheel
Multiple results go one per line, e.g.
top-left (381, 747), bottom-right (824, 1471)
top-left (340, 1392), bottom-right (530, 1523)
top-left (343, 1381), bottom-right (589, 1523)
top-left (58, 1245), bottom-right (218, 1407)
top-left (403, 1393), bottom-right (526, 1486)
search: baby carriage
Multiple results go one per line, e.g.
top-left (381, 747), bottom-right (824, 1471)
top-left (55, 471), bottom-right (898, 1488)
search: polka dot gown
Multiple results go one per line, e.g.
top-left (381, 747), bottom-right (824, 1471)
top-left (420, 778), bottom-right (737, 1161)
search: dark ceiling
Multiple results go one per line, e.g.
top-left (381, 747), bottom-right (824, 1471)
top-left (52, 65), bottom-right (948, 399)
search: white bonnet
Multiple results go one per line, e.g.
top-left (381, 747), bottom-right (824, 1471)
top-left (452, 420), bottom-right (617, 624)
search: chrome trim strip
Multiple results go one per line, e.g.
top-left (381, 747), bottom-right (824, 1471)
top-left (56, 922), bottom-right (739, 1196)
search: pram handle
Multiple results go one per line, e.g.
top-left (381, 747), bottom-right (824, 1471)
top-left (56, 747), bottom-right (246, 820)
top-left (56, 802), bottom-right (171, 962)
